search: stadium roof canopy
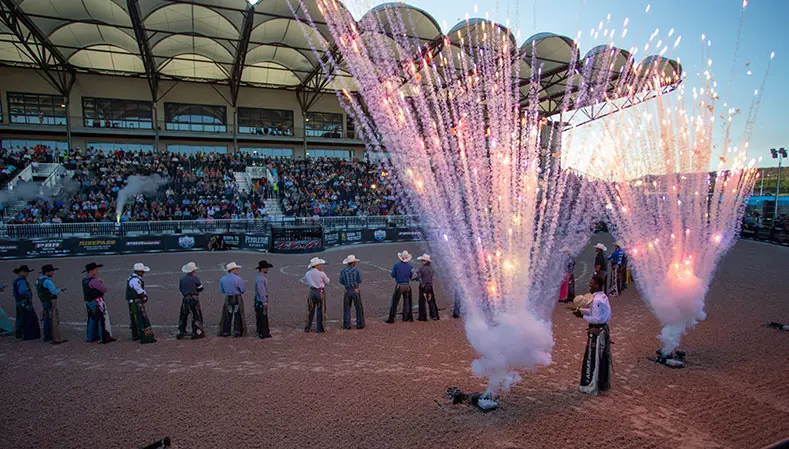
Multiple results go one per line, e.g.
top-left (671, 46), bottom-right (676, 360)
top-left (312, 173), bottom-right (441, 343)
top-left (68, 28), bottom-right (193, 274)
top-left (0, 0), bottom-right (681, 119)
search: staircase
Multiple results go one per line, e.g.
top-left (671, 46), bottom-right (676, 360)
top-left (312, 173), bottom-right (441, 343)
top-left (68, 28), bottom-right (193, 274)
top-left (264, 198), bottom-right (284, 216)
top-left (233, 171), bottom-right (250, 194)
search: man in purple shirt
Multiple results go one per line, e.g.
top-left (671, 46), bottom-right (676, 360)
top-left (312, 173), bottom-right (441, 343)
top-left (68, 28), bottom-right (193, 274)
top-left (82, 262), bottom-right (116, 343)
top-left (254, 260), bottom-right (273, 339)
top-left (386, 250), bottom-right (414, 323)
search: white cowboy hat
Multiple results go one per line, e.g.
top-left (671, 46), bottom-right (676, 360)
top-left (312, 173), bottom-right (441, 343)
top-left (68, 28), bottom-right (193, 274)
top-left (416, 254), bottom-right (432, 263)
top-left (342, 255), bottom-right (360, 265)
top-left (133, 263), bottom-right (151, 272)
top-left (225, 262), bottom-right (241, 271)
top-left (181, 262), bottom-right (199, 273)
top-left (308, 257), bottom-right (327, 268)
top-left (560, 246), bottom-right (572, 253)
top-left (594, 243), bottom-right (607, 251)
top-left (397, 250), bottom-right (412, 262)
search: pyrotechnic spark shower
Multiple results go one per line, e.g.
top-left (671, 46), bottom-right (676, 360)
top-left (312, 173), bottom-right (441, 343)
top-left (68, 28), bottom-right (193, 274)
top-left (293, 0), bottom-right (684, 393)
top-left (582, 42), bottom-right (771, 356)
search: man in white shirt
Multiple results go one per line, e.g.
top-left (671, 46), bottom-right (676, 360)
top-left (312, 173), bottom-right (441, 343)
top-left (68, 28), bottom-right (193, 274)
top-left (574, 275), bottom-right (612, 395)
top-left (127, 263), bottom-right (155, 344)
top-left (304, 257), bottom-right (330, 333)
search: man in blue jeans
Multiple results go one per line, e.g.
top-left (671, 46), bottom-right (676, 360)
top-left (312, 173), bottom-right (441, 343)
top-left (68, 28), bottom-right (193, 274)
top-left (339, 255), bottom-right (364, 329)
top-left (386, 250), bottom-right (414, 323)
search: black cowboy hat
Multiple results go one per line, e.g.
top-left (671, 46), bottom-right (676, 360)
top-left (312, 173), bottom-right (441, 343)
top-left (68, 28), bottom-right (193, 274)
top-left (256, 260), bottom-right (274, 270)
top-left (40, 264), bottom-right (59, 273)
top-left (13, 264), bottom-right (32, 274)
top-left (82, 262), bottom-right (104, 273)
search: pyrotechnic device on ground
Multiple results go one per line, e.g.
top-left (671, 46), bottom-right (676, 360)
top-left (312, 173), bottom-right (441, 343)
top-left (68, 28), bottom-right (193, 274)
top-left (648, 349), bottom-right (686, 368)
top-left (446, 387), bottom-right (499, 412)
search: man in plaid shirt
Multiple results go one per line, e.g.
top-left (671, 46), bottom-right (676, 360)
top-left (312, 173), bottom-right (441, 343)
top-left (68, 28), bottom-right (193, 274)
top-left (339, 255), bottom-right (365, 329)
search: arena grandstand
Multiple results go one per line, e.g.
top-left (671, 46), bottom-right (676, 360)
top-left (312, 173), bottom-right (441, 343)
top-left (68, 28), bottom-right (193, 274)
top-left (0, 0), bottom-right (682, 247)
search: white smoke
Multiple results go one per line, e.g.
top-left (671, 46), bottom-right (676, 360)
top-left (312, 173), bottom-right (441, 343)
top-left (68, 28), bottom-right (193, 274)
top-left (650, 267), bottom-right (707, 355)
top-left (466, 307), bottom-right (554, 394)
top-left (115, 174), bottom-right (168, 220)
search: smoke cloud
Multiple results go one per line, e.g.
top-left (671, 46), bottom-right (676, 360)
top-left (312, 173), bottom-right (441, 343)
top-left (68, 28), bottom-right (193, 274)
top-left (650, 268), bottom-right (707, 355)
top-left (115, 174), bottom-right (168, 219)
top-left (466, 307), bottom-right (554, 395)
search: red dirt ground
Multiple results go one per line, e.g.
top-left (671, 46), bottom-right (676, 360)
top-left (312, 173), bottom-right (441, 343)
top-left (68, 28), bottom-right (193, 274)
top-left (0, 239), bottom-right (787, 449)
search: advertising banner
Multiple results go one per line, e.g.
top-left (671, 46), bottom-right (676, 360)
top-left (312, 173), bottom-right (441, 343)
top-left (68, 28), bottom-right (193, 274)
top-left (0, 240), bottom-right (32, 259)
top-left (25, 238), bottom-right (70, 258)
top-left (242, 234), bottom-right (271, 251)
top-left (71, 236), bottom-right (122, 255)
top-left (324, 231), bottom-right (340, 247)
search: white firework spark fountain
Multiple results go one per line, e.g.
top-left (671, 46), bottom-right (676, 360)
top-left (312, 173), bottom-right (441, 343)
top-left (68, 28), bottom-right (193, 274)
top-left (580, 42), bottom-right (772, 357)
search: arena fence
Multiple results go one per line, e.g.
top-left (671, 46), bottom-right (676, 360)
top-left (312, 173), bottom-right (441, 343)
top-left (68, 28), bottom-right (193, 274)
top-left (0, 215), bottom-right (426, 259)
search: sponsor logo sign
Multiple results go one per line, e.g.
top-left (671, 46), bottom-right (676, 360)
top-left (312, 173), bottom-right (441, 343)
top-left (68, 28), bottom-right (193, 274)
top-left (244, 235), bottom-right (270, 250)
top-left (373, 229), bottom-right (387, 241)
top-left (178, 236), bottom-right (196, 249)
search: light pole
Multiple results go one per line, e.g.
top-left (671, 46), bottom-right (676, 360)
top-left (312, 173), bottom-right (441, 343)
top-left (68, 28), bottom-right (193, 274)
top-left (770, 147), bottom-right (787, 225)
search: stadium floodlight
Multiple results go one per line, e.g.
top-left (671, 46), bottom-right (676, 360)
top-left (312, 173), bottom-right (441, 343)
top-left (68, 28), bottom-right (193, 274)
top-left (780, 148), bottom-right (788, 158)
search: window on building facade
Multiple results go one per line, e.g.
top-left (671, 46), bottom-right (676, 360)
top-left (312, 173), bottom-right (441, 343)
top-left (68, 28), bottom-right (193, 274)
top-left (1, 139), bottom-right (68, 151)
top-left (167, 144), bottom-right (227, 155)
top-left (83, 97), bottom-right (153, 129)
top-left (305, 112), bottom-right (343, 138)
top-left (305, 149), bottom-right (353, 159)
top-left (87, 142), bottom-right (154, 153)
top-left (164, 103), bottom-right (227, 133)
top-left (7, 92), bottom-right (67, 125)
top-left (239, 148), bottom-right (293, 158)
top-left (238, 108), bottom-right (294, 136)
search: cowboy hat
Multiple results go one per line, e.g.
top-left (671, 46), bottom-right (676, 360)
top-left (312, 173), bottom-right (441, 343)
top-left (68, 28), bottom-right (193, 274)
top-left (13, 264), bottom-right (32, 274)
top-left (397, 250), bottom-right (412, 262)
top-left (225, 262), bottom-right (241, 271)
top-left (416, 254), bottom-right (432, 263)
top-left (133, 263), bottom-right (151, 272)
top-left (559, 246), bottom-right (572, 253)
top-left (40, 264), bottom-right (59, 273)
top-left (82, 262), bottom-right (103, 273)
top-left (181, 262), bottom-right (199, 273)
top-left (594, 243), bottom-right (607, 251)
top-left (342, 255), bottom-right (360, 265)
top-left (256, 260), bottom-right (274, 270)
top-left (308, 257), bottom-right (327, 269)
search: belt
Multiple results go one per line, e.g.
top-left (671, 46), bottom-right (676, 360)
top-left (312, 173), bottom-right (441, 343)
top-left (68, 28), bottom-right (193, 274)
top-left (310, 287), bottom-right (324, 291)
top-left (420, 282), bottom-right (433, 286)
top-left (397, 282), bottom-right (410, 286)
top-left (588, 323), bottom-right (608, 329)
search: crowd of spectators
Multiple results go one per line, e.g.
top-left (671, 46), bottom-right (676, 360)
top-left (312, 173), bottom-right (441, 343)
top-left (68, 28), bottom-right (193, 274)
top-left (3, 146), bottom-right (402, 224)
top-left (276, 158), bottom-right (399, 217)
top-left (0, 146), bottom-right (53, 185)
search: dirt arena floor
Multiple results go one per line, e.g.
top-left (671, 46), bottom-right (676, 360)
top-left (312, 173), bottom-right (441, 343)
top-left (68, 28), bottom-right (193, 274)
top-left (0, 238), bottom-right (787, 449)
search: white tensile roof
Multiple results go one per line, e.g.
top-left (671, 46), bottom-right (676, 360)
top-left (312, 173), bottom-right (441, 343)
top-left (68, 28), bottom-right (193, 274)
top-left (0, 0), bottom-right (681, 116)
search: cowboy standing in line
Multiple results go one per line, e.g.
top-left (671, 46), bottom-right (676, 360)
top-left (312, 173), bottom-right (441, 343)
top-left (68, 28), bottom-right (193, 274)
top-left (37, 264), bottom-right (67, 344)
top-left (255, 260), bottom-right (274, 339)
top-left (594, 243), bottom-right (608, 290)
top-left (219, 262), bottom-right (246, 337)
top-left (82, 262), bottom-right (115, 343)
top-left (559, 247), bottom-right (576, 303)
top-left (177, 262), bottom-right (205, 340)
top-left (339, 255), bottom-right (364, 330)
top-left (415, 254), bottom-right (439, 321)
top-left (304, 257), bottom-right (330, 333)
top-left (13, 264), bottom-right (40, 340)
top-left (386, 250), bottom-right (414, 323)
top-left (127, 263), bottom-right (155, 344)
top-left (607, 243), bottom-right (624, 297)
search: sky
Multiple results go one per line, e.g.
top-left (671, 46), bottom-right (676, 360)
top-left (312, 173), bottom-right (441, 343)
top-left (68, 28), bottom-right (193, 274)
top-left (343, 0), bottom-right (789, 168)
